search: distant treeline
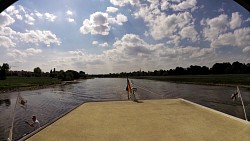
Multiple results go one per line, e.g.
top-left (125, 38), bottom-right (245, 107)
top-left (92, 61), bottom-right (250, 78)
top-left (0, 64), bottom-right (86, 81)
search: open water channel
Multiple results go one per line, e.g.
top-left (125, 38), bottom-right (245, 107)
top-left (0, 78), bottom-right (249, 140)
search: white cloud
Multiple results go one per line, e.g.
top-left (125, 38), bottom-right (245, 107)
top-left (161, 1), bottom-right (170, 11)
top-left (101, 34), bottom-right (214, 71)
top-left (44, 13), bottom-right (57, 22)
top-left (24, 14), bottom-right (35, 25)
top-left (35, 11), bottom-right (43, 18)
top-left (92, 41), bottom-right (109, 48)
top-left (68, 18), bottom-right (75, 23)
top-left (69, 50), bottom-right (84, 56)
top-left (7, 49), bottom-right (27, 58)
top-left (26, 48), bottom-right (42, 55)
top-left (115, 14), bottom-right (128, 25)
top-left (190, 47), bottom-right (214, 58)
top-left (80, 12), bottom-right (127, 35)
top-left (150, 12), bottom-right (193, 40)
top-left (7, 48), bottom-right (42, 59)
top-left (211, 27), bottom-right (250, 49)
top-left (99, 42), bottom-right (109, 48)
top-left (0, 12), bottom-right (15, 27)
top-left (243, 46), bottom-right (250, 53)
top-left (171, 0), bottom-right (197, 11)
top-left (110, 0), bottom-right (139, 7)
top-left (0, 26), bottom-right (16, 35)
top-left (92, 41), bottom-right (99, 45)
top-left (132, 1), bottom-right (197, 41)
top-left (179, 25), bottom-right (198, 42)
top-left (66, 10), bottom-right (73, 16)
top-left (106, 7), bottom-right (118, 13)
top-left (80, 12), bottom-right (110, 35)
top-left (202, 14), bottom-right (228, 41)
top-left (18, 30), bottom-right (61, 47)
top-left (16, 14), bottom-right (23, 20)
top-left (230, 12), bottom-right (242, 30)
top-left (0, 36), bottom-right (16, 48)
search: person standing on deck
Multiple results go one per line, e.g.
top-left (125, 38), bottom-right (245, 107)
top-left (131, 81), bottom-right (137, 101)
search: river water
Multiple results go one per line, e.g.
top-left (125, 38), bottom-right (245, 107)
top-left (0, 78), bottom-right (249, 141)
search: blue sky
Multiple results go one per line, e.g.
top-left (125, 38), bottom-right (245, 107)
top-left (0, 0), bottom-right (249, 74)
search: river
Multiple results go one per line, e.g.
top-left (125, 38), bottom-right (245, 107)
top-left (0, 78), bottom-right (249, 141)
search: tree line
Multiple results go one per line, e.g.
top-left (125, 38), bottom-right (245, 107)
top-left (0, 64), bottom-right (86, 81)
top-left (1, 61), bottom-right (249, 80)
top-left (92, 61), bottom-right (250, 78)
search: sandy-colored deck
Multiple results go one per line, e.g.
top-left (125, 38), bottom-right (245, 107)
top-left (25, 99), bottom-right (250, 141)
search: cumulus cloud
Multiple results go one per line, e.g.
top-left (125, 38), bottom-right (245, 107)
top-left (92, 41), bottom-right (109, 48)
top-left (0, 36), bottom-right (16, 48)
top-left (5, 5), bottom-right (58, 24)
top-left (35, 11), bottom-right (43, 18)
top-left (44, 13), bottom-right (57, 22)
top-left (80, 12), bottom-right (127, 35)
top-left (102, 34), bottom-right (214, 71)
top-left (110, 0), bottom-right (139, 7)
top-left (230, 12), bottom-right (242, 30)
top-left (99, 42), bottom-right (109, 48)
top-left (66, 10), bottom-right (75, 23)
top-left (17, 30), bottom-right (61, 47)
top-left (69, 50), bottom-right (84, 56)
top-left (66, 10), bottom-right (73, 16)
top-left (179, 25), bottom-right (198, 42)
top-left (243, 46), bottom-right (250, 53)
top-left (7, 48), bottom-right (42, 58)
top-left (171, 0), bottom-right (197, 11)
top-left (92, 41), bottom-right (99, 45)
top-left (106, 7), bottom-right (118, 13)
top-left (80, 12), bottom-right (110, 35)
top-left (150, 12), bottom-right (193, 40)
top-left (211, 27), bottom-right (250, 49)
top-left (24, 14), bottom-right (35, 25)
top-left (26, 48), bottom-right (42, 54)
top-left (132, 1), bottom-right (197, 41)
top-left (68, 18), bottom-right (75, 23)
top-left (202, 14), bottom-right (228, 41)
top-left (0, 12), bottom-right (15, 27)
top-left (7, 49), bottom-right (27, 58)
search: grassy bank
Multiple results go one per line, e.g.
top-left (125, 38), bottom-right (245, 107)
top-left (0, 76), bottom-right (62, 92)
top-left (134, 74), bottom-right (250, 87)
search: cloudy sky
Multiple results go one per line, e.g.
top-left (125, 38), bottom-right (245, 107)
top-left (0, 0), bottom-right (249, 74)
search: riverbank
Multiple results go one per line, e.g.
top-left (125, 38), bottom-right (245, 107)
top-left (0, 76), bottom-right (62, 93)
top-left (133, 74), bottom-right (250, 88)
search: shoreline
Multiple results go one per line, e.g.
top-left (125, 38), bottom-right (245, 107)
top-left (1, 78), bottom-right (249, 94)
top-left (0, 80), bottom-right (82, 94)
top-left (173, 81), bottom-right (250, 88)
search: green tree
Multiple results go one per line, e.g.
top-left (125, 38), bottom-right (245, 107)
top-left (57, 70), bottom-right (65, 80)
top-left (0, 63), bottom-right (10, 80)
top-left (34, 67), bottom-right (42, 77)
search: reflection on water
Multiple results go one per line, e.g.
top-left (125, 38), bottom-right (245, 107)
top-left (0, 78), bottom-right (249, 141)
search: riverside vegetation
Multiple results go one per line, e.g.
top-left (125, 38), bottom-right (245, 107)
top-left (1, 61), bottom-right (250, 92)
top-left (0, 63), bottom-right (86, 92)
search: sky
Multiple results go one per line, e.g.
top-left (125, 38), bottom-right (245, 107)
top-left (0, 0), bottom-right (249, 74)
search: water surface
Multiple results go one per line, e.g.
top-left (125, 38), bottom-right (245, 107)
top-left (0, 78), bottom-right (249, 141)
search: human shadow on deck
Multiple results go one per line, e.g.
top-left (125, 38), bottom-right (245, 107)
top-left (133, 99), bottom-right (144, 103)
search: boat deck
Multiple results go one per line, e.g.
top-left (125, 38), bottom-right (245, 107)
top-left (23, 99), bottom-right (250, 141)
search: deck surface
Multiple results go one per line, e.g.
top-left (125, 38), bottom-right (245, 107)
top-left (25, 99), bottom-right (250, 141)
